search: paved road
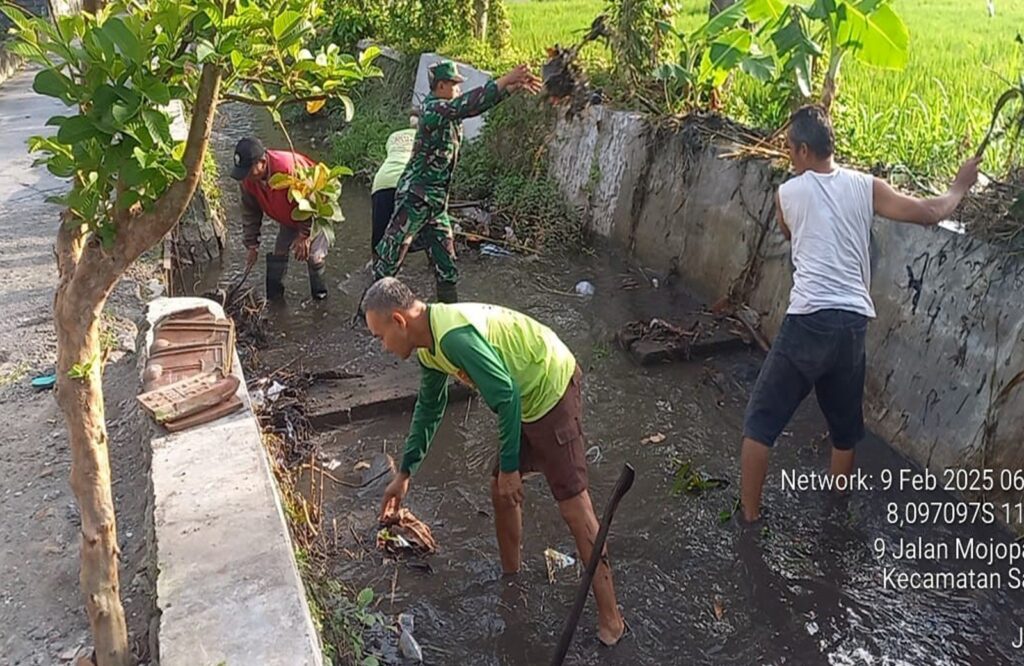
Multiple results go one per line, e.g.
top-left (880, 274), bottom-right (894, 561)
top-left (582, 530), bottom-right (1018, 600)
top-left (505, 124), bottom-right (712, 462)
top-left (0, 68), bottom-right (152, 665)
top-left (0, 66), bottom-right (94, 666)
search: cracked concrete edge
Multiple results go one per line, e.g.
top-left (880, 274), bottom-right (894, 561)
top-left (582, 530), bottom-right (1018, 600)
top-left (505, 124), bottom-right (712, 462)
top-left (141, 297), bottom-right (324, 666)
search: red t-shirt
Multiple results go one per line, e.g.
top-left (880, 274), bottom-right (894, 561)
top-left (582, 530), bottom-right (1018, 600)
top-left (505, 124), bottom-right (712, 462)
top-left (241, 149), bottom-right (315, 227)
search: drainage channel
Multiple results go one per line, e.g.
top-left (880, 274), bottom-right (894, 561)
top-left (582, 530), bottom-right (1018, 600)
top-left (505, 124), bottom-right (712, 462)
top-left (197, 103), bottom-right (1024, 665)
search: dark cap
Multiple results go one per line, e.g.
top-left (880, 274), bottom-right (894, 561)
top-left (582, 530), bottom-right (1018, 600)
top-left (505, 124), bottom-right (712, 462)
top-left (231, 137), bottom-right (266, 180)
top-left (429, 60), bottom-right (465, 85)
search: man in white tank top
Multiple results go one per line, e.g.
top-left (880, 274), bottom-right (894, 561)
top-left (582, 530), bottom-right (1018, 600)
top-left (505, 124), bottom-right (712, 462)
top-left (740, 106), bottom-right (981, 523)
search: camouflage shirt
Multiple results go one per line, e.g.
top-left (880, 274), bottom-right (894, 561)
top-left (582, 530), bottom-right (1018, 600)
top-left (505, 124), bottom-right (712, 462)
top-left (396, 80), bottom-right (506, 206)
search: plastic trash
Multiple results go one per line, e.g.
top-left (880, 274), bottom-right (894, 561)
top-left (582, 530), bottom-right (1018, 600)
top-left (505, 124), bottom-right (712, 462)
top-left (544, 547), bottom-right (577, 584)
top-left (480, 243), bottom-right (513, 258)
top-left (266, 381), bottom-right (286, 402)
top-left (574, 280), bottom-right (595, 297)
top-left (398, 613), bottom-right (423, 662)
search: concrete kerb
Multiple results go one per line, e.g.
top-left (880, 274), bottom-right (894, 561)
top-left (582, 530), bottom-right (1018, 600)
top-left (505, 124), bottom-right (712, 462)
top-left (142, 296), bottom-right (323, 665)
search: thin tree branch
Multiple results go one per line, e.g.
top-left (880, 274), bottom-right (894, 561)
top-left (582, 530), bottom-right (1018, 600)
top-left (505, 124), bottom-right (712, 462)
top-left (113, 62), bottom-right (223, 266)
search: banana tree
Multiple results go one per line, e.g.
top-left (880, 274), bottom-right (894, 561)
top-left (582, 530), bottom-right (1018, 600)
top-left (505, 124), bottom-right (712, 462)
top-left (1, 1), bottom-right (379, 662)
top-left (771, 0), bottom-right (909, 110)
top-left (654, 0), bottom-right (778, 111)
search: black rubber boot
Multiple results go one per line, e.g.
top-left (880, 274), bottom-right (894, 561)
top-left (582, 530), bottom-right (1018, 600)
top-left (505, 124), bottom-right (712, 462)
top-left (308, 261), bottom-right (329, 300)
top-left (266, 254), bottom-right (289, 300)
top-left (435, 280), bottom-right (458, 304)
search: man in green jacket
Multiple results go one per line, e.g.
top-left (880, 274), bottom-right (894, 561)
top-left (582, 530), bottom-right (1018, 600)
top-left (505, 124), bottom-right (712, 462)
top-left (373, 60), bottom-right (541, 303)
top-left (363, 277), bottom-right (626, 647)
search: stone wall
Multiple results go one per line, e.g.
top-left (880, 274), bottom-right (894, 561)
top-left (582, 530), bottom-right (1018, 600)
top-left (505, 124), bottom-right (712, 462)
top-left (548, 105), bottom-right (1024, 524)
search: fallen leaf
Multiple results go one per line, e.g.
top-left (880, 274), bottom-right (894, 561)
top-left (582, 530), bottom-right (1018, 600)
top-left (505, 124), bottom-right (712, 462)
top-left (39, 468), bottom-right (54, 478)
top-left (353, 461), bottom-right (371, 472)
top-left (640, 432), bottom-right (667, 445)
top-left (306, 99), bottom-right (326, 115)
top-left (32, 507), bottom-right (55, 520)
top-left (713, 596), bottom-right (725, 621)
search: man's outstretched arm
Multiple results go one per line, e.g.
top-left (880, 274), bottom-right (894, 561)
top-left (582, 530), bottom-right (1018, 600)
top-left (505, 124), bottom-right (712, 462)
top-left (874, 156), bottom-right (982, 226)
top-left (430, 65), bottom-right (540, 121)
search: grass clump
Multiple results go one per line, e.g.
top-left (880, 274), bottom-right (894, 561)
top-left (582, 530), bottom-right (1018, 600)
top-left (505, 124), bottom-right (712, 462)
top-left (452, 94), bottom-right (582, 249)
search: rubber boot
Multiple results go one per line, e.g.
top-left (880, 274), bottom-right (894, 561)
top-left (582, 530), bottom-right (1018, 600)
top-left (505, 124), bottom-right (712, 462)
top-left (266, 254), bottom-right (289, 300)
top-left (436, 280), bottom-right (458, 304)
top-left (308, 261), bottom-right (329, 300)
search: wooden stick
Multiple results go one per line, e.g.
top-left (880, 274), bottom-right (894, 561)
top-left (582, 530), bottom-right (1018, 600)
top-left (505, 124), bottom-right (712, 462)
top-left (453, 229), bottom-right (539, 255)
top-left (550, 464), bottom-right (636, 665)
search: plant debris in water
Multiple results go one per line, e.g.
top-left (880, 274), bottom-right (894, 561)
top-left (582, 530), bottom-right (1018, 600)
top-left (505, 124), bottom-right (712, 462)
top-left (377, 508), bottom-right (437, 557)
top-left (671, 459), bottom-right (730, 496)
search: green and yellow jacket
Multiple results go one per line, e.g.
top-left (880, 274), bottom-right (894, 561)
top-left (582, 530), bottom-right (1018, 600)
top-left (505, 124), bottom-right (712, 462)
top-left (401, 303), bottom-right (576, 475)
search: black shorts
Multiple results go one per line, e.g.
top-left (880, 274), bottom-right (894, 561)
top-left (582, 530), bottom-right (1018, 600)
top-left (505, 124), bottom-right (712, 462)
top-left (743, 309), bottom-right (868, 450)
top-left (371, 188), bottom-right (396, 252)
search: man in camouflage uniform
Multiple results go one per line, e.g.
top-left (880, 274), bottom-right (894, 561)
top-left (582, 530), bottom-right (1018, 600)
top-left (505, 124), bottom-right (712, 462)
top-left (373, 60), bottom-right (541, 303)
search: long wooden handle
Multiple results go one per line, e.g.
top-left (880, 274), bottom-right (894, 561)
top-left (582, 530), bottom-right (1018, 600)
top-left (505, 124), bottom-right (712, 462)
top-left (550, 463), bottom-right (636, 666)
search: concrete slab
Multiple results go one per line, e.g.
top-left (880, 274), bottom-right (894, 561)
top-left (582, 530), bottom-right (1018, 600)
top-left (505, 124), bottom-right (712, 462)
top-left (412, 53), bottom-right (491, 141)
top-left (307, 364), bottom-right (472, 430)
top-left (144, 297), bottom-right (322, 665)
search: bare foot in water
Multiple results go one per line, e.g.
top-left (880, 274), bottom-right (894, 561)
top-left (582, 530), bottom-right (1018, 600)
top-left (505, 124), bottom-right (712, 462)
top-left (598, 616), bottom-right (627, 647)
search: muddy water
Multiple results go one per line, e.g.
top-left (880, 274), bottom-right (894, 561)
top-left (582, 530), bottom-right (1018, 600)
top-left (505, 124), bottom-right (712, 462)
top-left (200, 105), bottom-right (1024, 665)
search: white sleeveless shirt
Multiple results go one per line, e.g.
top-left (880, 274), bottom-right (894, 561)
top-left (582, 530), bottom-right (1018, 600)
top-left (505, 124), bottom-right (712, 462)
top-left (778, 167), bottom-right (876, 318)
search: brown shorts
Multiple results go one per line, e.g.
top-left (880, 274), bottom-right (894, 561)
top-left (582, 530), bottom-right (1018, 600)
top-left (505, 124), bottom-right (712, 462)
top-left (491, 366), bottom-right (588, 502)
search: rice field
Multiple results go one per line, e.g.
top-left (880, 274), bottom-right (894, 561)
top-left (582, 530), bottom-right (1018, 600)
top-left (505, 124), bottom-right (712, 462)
top-left (493, 0), bottom-right (1024, 182)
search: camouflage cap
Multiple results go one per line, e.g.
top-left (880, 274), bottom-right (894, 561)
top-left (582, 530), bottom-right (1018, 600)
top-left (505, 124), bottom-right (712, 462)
top-left (429, 60), bottom-right (465, 84)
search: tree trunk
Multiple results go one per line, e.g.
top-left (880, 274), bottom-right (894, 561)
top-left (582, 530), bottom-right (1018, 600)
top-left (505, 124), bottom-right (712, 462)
top-left (168, 188), bottom-right (227, 275)
top-left (821, 49), bottom-right (844, 112)
top-left (54, 225), bottom-right (131, 666)
top-left (473, 0), bottom-right (488, 40)
top-left (708, 0), bottom-right (736, 18)
top-left (53, 63), bottom-right (222, 666)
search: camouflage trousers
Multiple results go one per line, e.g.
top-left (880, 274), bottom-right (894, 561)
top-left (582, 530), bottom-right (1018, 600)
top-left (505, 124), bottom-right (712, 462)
top-left (373, 194), bottom-right (457, 286)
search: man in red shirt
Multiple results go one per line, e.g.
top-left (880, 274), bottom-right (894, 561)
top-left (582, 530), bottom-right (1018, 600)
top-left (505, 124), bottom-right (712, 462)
top-left (230, 137), bottom-right (330, 300)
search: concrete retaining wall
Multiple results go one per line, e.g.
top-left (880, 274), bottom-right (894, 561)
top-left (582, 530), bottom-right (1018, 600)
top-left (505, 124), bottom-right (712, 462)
top-left (142, 297), bottom-right (323, 665)
top-left (549, 106), bottom-right (1024, 521)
